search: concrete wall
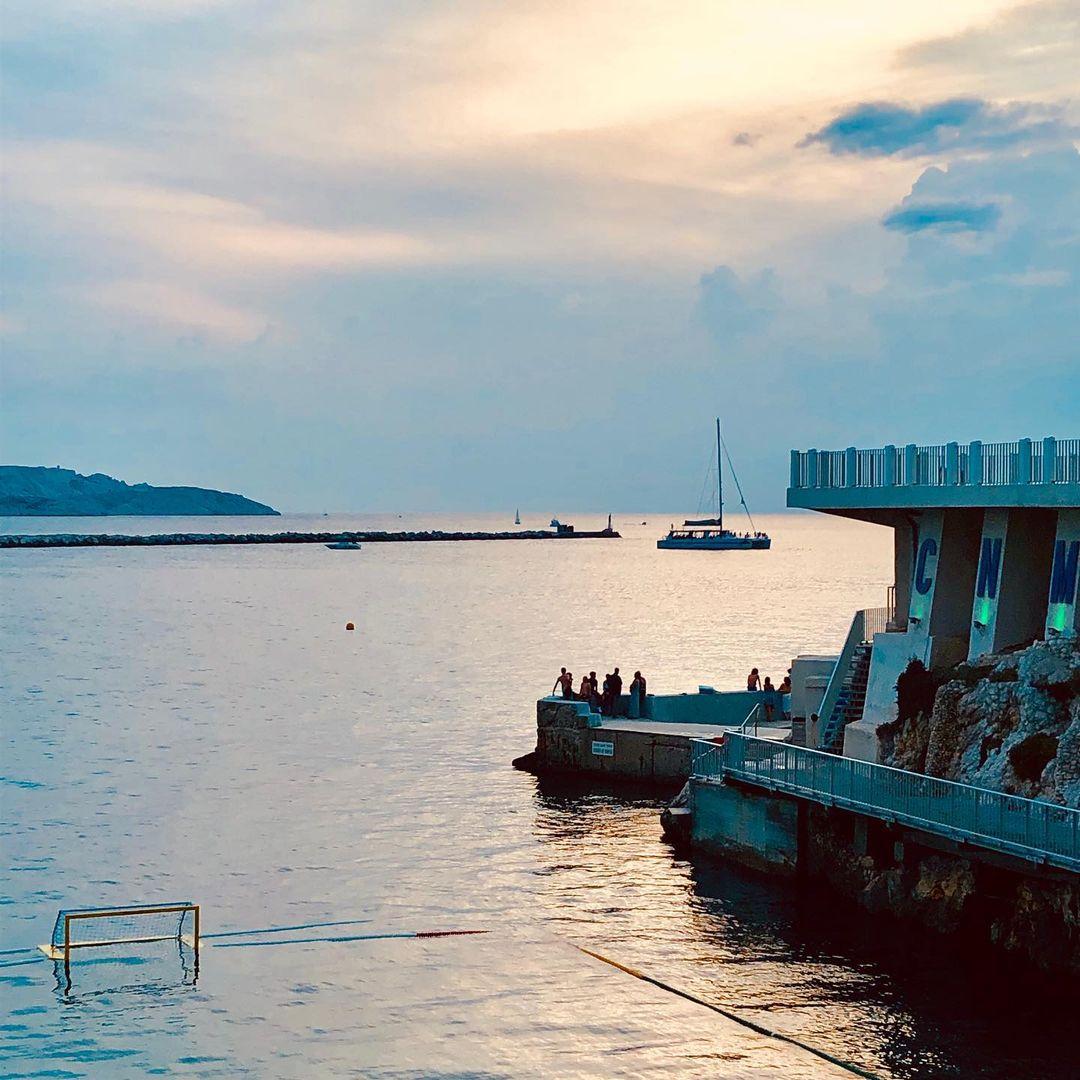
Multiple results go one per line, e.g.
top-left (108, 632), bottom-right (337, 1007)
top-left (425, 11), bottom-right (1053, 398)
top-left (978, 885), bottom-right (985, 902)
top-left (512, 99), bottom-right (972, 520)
top-left (843, 630), bottom-right (931, 762)
top-left (789, 655), bottom-right (837, 723)
top-left (969, 508), bottom-right (1055, 659)
top-left (648, 690), bottom-right (774, 726)
top-left (903, 509), bottom-right (982, 667)
top-left (1046, 508), bottom-right (1080, 639)
top-left (689, 779), bottom-right (800, 877)
top-left (686, 781), bottom-right (1080, 975)
top-left (533, 699), bottom-right (690, 785)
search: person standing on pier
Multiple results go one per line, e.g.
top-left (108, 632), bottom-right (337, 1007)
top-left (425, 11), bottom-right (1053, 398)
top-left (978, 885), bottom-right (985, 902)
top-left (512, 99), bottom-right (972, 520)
top-left (747, 667), bottom-right (761, 692)
top-left (588, 672), bottom-right (600, 710)
top-left (762, 676), bottom-right (777, 723)
top-left (609, 667), bottom-right (623, 715)
top-left (629, 671), bottom-right (647, 718)
top-left (553, 668), bottom-right (573, 698)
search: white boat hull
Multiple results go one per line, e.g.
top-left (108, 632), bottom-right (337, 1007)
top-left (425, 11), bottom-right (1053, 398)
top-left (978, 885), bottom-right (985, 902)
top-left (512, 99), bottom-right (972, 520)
top-left (657, 535), bottom-right (771, 550)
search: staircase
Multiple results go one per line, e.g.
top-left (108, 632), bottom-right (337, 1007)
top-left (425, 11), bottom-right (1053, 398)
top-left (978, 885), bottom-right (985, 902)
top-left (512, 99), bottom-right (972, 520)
top-left (818, 642), bottom-right (872, 753)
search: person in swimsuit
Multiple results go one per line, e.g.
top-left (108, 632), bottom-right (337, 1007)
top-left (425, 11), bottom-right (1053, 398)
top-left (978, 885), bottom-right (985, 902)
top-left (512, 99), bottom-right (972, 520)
top-left (747, 667), bottom-right (761, 692)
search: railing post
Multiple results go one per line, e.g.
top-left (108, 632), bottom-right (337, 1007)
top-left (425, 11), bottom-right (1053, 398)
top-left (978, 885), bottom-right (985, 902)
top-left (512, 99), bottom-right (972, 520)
top-left (968, 440), bottom-right (982, 486)
top-left (946, 441), bottom-right (959, 485)
top-left (1043, 436), bottom-right (1056, 484)
top-left (1018, 438), bottom-right (1032, 485)
top-left (845, 446), bottom-right (857, 487)
top-left (790, 449), bottom-right (801, 489)
top-left (904, 443), bottom-right (917, 485)
top-left (807, 448), bottom-right (818, 488)
top-left (883, 444), bottom-right (896, 486)
top-left (819, 449), bottom-right (831, 488)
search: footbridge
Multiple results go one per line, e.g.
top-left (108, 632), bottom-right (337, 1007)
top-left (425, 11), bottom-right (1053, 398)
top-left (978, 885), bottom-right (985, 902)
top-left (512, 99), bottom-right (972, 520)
top-left (691, 733), bottom-right (1080, 873)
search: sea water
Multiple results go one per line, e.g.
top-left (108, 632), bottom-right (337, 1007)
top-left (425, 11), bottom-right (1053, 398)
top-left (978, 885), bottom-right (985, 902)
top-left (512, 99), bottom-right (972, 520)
top-left (1, 512), bottom-right (1075, 1078)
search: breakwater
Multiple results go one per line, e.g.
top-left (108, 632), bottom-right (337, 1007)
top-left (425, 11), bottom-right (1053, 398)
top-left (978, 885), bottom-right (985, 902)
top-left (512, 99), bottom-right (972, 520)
top-left (0, 528), bottom-right (620, 549)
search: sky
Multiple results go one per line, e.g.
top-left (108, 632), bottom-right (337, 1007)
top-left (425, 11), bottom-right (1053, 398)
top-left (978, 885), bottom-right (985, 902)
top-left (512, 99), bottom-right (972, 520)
top-left (2, 0), bottom-right (1078, 512)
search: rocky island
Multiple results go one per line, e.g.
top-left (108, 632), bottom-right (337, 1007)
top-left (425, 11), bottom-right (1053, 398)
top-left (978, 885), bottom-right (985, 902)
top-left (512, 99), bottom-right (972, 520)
top-left (0, 466), bottom-right (279, 516)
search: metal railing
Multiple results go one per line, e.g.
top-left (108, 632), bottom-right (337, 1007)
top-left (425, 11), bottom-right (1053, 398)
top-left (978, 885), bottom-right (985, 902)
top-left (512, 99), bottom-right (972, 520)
top-left (790, 437), bottom-right (1078, 490)
top-left (692, 734), bottom-right (1080, 873)
top-left (690, 737), bottom-right (726, 781)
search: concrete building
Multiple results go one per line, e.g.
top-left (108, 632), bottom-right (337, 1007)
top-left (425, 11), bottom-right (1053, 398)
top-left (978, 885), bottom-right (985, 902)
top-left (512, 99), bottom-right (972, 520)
top-left (788, 437), bottom-right (1080, 761)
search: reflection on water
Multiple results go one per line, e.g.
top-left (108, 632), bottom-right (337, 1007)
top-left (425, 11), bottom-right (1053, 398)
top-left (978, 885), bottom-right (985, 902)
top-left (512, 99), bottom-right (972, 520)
top-left (2, 512), bottom-right (1075, 1077)
top-left (529, 776), bottom-right (1077, 1080)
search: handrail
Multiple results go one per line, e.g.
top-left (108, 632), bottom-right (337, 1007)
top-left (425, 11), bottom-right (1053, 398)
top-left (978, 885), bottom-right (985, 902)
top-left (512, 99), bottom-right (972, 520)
top-left (815, 610), bottom-right (865, 748)
top-left (692, 734), bottom-right (1080, 873)
top-left (739, 701), bottom-right (762, 735)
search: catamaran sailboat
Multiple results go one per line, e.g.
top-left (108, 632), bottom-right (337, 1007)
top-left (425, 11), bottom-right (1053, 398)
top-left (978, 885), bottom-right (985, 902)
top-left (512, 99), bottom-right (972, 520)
top-left (657, 419), bottom-right (771, 550)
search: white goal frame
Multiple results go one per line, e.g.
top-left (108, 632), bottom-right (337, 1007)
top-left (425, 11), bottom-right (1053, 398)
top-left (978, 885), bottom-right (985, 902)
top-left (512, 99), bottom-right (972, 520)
top-left (38, 903), bottom-right (200, 964)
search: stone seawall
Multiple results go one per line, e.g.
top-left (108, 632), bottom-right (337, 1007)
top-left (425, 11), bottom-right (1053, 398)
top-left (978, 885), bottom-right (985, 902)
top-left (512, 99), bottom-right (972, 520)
top-left (514, 699), bottom-right (691, 787)
top-left (684, 778), bottom-right (1080, 976)
top-left (1, 528), bottom-right (621, 548)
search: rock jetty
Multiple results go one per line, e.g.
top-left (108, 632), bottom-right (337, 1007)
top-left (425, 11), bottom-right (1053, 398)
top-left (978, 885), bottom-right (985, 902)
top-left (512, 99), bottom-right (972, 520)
top-left (1, 528), bottom-right (620, 548)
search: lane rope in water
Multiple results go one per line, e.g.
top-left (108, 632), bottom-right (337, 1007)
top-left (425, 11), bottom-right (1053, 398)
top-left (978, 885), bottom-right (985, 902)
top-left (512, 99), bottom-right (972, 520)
top-left (572, 944), bottom-right (881, 1080)
top-left (1, 915), bottom-right (880, 1077)
top-left (212, 930), bottom-right (490, 949)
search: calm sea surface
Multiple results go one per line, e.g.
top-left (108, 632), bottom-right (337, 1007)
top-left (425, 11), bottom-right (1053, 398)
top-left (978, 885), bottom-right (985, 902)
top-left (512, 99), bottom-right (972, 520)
top-left (1, 512), bottom-right (1074, 1079)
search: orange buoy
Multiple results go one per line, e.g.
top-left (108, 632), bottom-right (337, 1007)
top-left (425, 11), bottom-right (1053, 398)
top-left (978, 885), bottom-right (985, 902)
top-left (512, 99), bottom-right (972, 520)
top-left (345, 622), bottom-right (355, 631)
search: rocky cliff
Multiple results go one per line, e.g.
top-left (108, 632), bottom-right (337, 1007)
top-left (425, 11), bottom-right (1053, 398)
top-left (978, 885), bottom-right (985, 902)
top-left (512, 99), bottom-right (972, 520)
top-left (0, 466), bottom-right (279, 517)
top-left (879, 638), bottom-right (1080, 808)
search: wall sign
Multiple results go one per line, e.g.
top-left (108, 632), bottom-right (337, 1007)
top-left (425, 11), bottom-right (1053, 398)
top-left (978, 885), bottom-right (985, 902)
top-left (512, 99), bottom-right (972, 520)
top-left (914, 536), bottom-right (938, 596)
top-left (976, 536), bottom-right (1003, 600)
top-left (591, 741), bottom-right (615, 757)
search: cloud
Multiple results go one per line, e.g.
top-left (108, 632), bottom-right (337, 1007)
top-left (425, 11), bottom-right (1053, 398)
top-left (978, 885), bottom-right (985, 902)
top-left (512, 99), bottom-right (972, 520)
top-left (85, 280), bottom-right (267, 343)
top-left (698, 266), bottom-right (780, 337)
top-left (800, 98), bottom-right (1074, 158)
top-left (899, 1), bottom-right (1080, 98)
top-left (882, 200), bottom-right (1000, 233)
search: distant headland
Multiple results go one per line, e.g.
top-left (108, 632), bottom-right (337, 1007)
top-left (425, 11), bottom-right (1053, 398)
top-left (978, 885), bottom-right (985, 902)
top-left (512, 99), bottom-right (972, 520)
top-left (0, 466), bottom-right (279, 517)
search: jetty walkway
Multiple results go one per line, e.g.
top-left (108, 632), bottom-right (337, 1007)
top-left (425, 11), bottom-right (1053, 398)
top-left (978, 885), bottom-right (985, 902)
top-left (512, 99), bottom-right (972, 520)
top-left (692, 733), bottom-right (1080, 873)
top-left (0, 528), bottom-right (620, 549)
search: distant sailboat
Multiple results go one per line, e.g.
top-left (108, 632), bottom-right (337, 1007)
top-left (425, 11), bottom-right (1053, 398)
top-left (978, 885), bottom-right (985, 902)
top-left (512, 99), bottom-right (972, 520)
top-left (515, 509), bottom-right (521, 525)
top-left (657, 419), bottom-right (771, 551)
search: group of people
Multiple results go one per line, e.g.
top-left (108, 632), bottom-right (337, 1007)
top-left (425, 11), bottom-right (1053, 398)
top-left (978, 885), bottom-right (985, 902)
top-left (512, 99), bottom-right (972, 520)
top-left (552, 666), bottom-right (648, 717)
top-left (746, 667), bottom-right (791, 723)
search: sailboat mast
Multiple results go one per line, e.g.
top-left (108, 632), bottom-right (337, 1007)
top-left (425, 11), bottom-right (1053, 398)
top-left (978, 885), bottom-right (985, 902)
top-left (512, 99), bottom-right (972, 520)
top-left (716, 417), bottom-right (723, 532)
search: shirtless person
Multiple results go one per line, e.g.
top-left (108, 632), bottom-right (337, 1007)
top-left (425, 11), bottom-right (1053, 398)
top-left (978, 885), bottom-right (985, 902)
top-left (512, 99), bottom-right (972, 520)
top-left (553, 667), bottom-right (574, 697)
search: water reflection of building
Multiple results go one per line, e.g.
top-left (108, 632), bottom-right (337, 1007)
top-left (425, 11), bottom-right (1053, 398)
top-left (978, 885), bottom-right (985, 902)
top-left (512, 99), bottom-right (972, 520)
top-left (788, 437), bottom-right (1080, 760)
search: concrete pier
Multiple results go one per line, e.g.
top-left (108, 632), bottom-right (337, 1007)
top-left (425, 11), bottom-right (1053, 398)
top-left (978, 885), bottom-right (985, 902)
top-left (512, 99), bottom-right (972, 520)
top-left (515, 697), bottom-right (788, 787)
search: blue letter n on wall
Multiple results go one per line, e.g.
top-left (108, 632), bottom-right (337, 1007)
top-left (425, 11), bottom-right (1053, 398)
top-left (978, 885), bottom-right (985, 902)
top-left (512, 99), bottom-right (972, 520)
top-left (976, 537), bottom-right (1002, 599)
top-left (1050, 540), bottom-right (1080, 605)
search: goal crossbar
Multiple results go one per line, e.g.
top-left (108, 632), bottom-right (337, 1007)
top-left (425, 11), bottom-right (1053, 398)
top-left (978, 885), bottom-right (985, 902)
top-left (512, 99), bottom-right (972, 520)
top-left (38, 903), bottom-right (200, 963)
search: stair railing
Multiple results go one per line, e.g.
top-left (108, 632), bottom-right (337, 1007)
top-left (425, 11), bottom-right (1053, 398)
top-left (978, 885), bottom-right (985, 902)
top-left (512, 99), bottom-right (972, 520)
top-left (816, 609), bottom-right (867, 751)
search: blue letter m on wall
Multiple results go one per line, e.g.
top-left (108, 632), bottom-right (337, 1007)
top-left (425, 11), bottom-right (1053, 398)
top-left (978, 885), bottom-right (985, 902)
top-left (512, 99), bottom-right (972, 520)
top-left (976, 537), bottom-right (1002, 599)
top-left (1050, 540), bottom-right (1080, 605)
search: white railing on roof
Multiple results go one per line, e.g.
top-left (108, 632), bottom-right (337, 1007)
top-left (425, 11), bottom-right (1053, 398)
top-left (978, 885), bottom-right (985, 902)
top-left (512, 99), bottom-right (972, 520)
top-left (789, 437), bottom-right (1078, 490)
top-left (692, 733), bottom-right (1080, 873)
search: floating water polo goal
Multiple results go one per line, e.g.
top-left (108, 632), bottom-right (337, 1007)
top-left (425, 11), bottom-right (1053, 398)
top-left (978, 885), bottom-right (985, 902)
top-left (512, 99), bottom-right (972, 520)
top-left (38, 902), bottom-right (200, 963)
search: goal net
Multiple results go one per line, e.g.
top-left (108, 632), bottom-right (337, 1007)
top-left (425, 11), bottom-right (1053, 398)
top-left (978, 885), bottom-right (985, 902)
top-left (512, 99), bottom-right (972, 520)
top-left (39, 902), bottom-right (199, 962)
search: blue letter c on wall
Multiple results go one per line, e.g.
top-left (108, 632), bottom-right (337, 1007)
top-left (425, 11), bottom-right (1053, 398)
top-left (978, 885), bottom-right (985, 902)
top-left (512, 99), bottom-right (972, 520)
top-left (915, 537), bottom-right (937, 596)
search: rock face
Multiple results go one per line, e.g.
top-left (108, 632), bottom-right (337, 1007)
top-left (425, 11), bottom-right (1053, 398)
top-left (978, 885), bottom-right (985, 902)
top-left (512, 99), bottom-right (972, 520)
top-left (880, 638), bottom-right (1080, 808)
top-left (804, 804), bottom-right (1080, 975)
top-left (0, 466), bottom-right (279, 516)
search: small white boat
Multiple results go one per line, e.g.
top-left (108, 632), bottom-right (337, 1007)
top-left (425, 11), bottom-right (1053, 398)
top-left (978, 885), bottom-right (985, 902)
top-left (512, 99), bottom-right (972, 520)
top-left (658, 419), bottom-right (771, 551)
top-left (325, 540), bottom-right (361, 550)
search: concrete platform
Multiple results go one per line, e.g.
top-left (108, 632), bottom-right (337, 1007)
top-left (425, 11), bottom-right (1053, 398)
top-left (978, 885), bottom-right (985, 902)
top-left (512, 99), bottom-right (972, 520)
top-left (519, 698), bottom-right (792, 786)
top-left (596, 719), bottom-right (789, 741)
